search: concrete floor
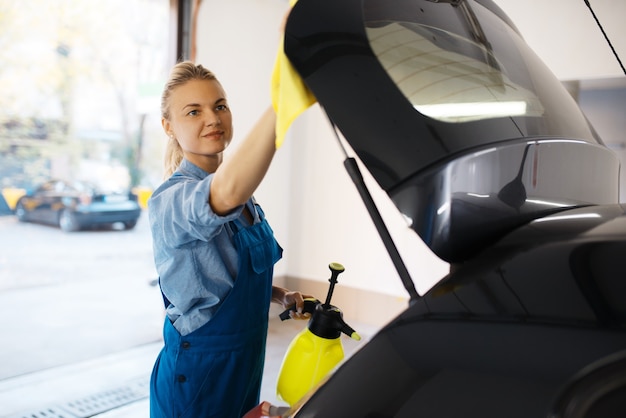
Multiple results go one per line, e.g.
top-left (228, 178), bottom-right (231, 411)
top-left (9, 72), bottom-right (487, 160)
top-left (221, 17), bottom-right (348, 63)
top-left (0, 215), bottom-right (381, 417)
top-left (0, 304), bottom-right (378, 418)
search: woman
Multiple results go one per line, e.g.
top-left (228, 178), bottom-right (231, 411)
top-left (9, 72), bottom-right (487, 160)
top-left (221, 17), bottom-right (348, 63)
top-left (148, 61), bottom-right (309, 418)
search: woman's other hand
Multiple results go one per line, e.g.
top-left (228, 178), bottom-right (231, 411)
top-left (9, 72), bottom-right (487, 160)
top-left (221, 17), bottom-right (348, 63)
top-left (272, 286), bottom-right (315, 319)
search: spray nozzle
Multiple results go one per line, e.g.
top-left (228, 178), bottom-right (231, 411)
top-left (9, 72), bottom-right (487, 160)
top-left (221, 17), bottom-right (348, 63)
top-left (341, 320), bottom-right (362, 341)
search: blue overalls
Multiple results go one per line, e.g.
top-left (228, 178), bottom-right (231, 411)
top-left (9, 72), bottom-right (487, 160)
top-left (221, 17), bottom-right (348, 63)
top-left (150, 206), bottom-right (282, 418)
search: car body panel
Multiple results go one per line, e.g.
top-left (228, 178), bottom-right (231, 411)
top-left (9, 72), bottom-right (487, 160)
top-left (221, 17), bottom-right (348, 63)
top-left (290, 204), bottom-right (626, 417)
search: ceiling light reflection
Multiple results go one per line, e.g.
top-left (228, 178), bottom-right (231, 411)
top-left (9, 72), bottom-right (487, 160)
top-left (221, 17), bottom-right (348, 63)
top-left (525, 198), bottom-right (572, 208)
top-left (415, 101), bottom-right (527, 120)
top-left (533, 213), bottom-right (601, 223)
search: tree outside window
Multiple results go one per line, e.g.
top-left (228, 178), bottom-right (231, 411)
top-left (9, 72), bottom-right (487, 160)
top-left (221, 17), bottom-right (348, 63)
top-left (0, 0), bottom-right (169, 192)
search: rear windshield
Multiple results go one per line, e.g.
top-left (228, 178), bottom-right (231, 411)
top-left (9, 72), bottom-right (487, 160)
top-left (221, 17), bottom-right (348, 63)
top-left (363, 1), bottom-right (589, 130)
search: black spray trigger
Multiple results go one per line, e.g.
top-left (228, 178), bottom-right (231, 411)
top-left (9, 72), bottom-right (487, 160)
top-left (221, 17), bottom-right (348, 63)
top-left (279, 298), bottom-right (320, 321)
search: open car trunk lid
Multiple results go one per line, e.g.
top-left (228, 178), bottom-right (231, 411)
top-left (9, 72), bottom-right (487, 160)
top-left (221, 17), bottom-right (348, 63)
top-left (284, 0), bottom-right (619, 263)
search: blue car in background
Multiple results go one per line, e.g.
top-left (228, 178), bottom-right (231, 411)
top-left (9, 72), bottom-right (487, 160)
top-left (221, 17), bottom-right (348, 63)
top-left (15, 179), bottom-right (141, 232)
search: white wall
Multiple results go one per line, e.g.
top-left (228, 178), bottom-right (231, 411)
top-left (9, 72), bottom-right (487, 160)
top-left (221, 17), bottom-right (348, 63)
top-left (194, 0), bottom-right (626, 299)
top-left (493, 0), bottom-right (626, 81)
top-left (284, 106), bottom-right (447, 297)
top-left (195, 0), bottom-right (293, 278)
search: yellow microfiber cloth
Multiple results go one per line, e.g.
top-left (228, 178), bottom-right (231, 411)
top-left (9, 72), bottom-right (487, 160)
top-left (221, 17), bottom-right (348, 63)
top-left (271, 0), bottom-right (317, 148)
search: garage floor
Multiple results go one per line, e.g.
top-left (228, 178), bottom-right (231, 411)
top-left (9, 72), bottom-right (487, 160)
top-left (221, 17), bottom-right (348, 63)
top-left (0, 304), bottom-right (378, 418)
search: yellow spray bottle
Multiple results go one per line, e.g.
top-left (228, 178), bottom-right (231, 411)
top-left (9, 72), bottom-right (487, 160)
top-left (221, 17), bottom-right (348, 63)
top-left (276, 262), bottom-right (361, 406)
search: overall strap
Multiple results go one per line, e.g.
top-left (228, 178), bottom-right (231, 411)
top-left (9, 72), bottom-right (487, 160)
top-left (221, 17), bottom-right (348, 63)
top-left (158, 277), bottom-right (171, 309)
top-left (229, 200), bottom-right (264, 234)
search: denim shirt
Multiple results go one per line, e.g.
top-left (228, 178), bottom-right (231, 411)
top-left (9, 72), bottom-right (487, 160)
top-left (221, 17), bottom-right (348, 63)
top-left (148, 159), bottom-right (259, 336)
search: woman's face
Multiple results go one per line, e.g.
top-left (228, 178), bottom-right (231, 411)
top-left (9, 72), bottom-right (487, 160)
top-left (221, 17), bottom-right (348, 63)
top-left (163, 78), bottom-right (233, 170)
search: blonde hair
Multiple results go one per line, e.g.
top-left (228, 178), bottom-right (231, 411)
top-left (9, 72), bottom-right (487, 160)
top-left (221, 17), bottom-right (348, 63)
top-left (161, 61), bottom-right (219, 178)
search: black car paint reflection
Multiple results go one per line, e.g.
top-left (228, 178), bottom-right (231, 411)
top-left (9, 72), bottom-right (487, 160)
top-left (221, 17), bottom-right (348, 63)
top-left (292, 205), bottom-right (626, 417)
top-left (282, 0), bottom-right (626, 416)
top-left (15, 180), bottom-right (141, 232)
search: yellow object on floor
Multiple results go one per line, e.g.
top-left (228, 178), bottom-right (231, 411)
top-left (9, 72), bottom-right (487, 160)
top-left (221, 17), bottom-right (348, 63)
top-left (271, 0), bottom-right (317, 149)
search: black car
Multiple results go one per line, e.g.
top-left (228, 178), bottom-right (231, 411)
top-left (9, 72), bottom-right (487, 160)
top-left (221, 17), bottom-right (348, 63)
top-left (280, 0), bottom-right (626, 417)
top-left (15, 179), bottom-right (141, 232)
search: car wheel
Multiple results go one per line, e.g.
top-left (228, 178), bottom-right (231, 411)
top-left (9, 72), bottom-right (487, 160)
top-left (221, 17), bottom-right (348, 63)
top-left (124, 220), bottom-right (138, 230)
top-left (59, 209), bottom-right (80, 232)
top-left (15, 202), bottom-right (28, 222)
